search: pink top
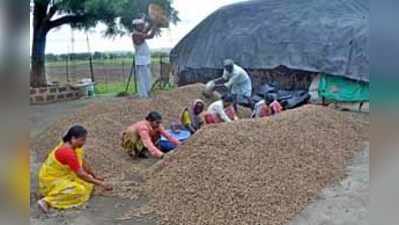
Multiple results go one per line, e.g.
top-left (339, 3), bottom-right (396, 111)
top-left (270, 100), bottom-right (283, 114)
top-left (127, 120), bottom-right (181, 158)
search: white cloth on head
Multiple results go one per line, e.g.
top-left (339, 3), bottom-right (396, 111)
top-left (252, 100), bottom-right (266, 118)
top-left (207, 100), bottom-right (231, 122)
top-left (136, 65), bottom-right (152, 98)
top-left (223, 59), bottom-right (234, 67)
top-left (222, 64), bottom-right (252, 97)
top-left (132, 18), bottom-right (145, 25)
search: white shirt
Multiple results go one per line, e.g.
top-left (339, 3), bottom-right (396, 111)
top-left (207, 100), bottom-right (231, 122)
top-left (222, 64), bottom-right (252, 97)
top-left (252, 100), bottom-right (266, 118)
top-left (133, 32), bottom-right (151, 66)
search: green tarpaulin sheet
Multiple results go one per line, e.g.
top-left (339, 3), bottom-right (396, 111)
top-left (319, 73), bottom-right (369, 102)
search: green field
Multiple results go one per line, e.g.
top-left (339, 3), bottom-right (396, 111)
top-left (94, 82), bottom-right (136, 95)
top-left (46, 57), bottom-right (169, 67)
top-left (94, 81), bottom-right (175, 96)
top-left (45, 55), bottom-right (174, 95)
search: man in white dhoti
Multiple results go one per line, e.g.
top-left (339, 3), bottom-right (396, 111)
top-left (132, 18), bottom-right (158, 98)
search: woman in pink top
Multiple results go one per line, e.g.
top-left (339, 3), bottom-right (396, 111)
top-left (266, 95), bottom-right (283, 114)
top-left (121, 111), bottom-right (182, 159)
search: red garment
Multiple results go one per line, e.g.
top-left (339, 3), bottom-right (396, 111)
top-left (54, 147), bottom-right (81, 172)
top-left (258, 104), bottom-right (273, 117)
top-left (270, 100), bottom-right (283, 114)
top-left (204, 106), bottom-right (237, 124)
top-left (204, 112), bottom-right (221, 124)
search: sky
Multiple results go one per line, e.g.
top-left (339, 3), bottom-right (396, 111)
top-left (39, 0), bottom-right (248, 54)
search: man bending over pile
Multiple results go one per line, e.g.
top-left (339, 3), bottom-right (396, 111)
top-left (212, 59), bottom-right (253, 110)
top-left (121, 111), bottom-right (182, 159)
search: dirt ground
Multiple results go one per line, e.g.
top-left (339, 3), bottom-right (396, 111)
top-left (47, 63), bottom-right (163, 85)
top-left (30, 97), bottom-right (159, 225)
top-left (30, 97), bottom-right (369, 225)
top-left (288, 144), bottom-right (369, 225)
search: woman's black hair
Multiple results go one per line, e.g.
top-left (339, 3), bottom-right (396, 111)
top-left (62, 125), bottom-right (88, 143)
top-left (146, 111), bottom-right (163, 122)
top-left (222, 94), bottom-right (235, 104)
top-left (265, 95), bottom-right (275, 105)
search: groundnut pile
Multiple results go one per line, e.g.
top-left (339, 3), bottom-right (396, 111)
top-left (33, 84), bottom-right (250, 198)
top-left (141, 105), bottom-right (368, 225)
top-left (32, 85), bottom-right (368, 225)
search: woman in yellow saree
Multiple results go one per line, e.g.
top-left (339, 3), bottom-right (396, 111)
top-left (37, 125), bottom-right (112, 213)
top-left (181, 99), bottom-right (205, 134)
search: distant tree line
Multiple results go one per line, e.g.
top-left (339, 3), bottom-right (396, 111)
top-left (45, 51), bottom-right (170, 62)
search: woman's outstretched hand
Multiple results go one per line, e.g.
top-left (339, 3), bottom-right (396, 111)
top-left (100, 182), bottom-right (113, 191)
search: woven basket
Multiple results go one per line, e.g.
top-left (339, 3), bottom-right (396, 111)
top-left (148, 4), bottom-right (169, 28)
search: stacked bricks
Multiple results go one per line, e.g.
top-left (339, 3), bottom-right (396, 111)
top-left (30, 85), bottom-right (82, 104)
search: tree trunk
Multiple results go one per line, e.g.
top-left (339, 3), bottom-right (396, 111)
top-left (30, 0), bottom-right (84, 87)
top-left (30, 29), bottom-right (48, 87)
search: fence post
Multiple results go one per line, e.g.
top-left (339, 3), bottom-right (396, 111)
top-left (89, 55), bottom-right (95, 82)
top-left (104, 58), bottom-right (108, 92)
top-left (160, 55), bottom-right (163, 88)
top-left (125, 57), bottom-right (136, 93)
top-left (133, 58), bottom-right (137, 93)
top-left (66, 56), bottom-right (70, 83)
top-left (122, 61), bottom-right (125, 81)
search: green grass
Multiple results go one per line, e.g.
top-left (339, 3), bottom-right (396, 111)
top-left (94, 81), bottom-right (175, 96)
top-left (95, 82), bottom-right (136, 95)
top-left (162, 82), bottom-right (176, 90)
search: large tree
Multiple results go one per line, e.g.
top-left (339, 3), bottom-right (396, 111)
top-left (31, 0), bottom-right (179, 87)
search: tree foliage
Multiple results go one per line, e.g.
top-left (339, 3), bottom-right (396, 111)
top-left (31, 0), bottom-right (179, 86)
top-left (33, 0), bottom-right (179, 35)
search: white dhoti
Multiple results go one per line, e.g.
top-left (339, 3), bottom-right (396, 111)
top-left (136, 65), bottom-right (152, 98)
top-left (134, 36), bottom-right (152, 98)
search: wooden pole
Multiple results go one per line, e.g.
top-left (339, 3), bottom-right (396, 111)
top-left (89, 57), bottom-right (95, 82)
top-left (160, 55), bottom-right (164, 88)
top-left (125, 57), bottom-right (135, 93)
top-left (86, 34), bottom-right (95, 82)
top-left (133, 59), bottom-right (137, 93)
top-left (122, 61), bottom-right (125, 81)
top-left (66, 56), bottom-right (69, 83)
top-left (105, 59), bottom-right (108, 92)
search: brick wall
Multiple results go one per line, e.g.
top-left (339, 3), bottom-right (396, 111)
top-left (30, 85), bottom-right (83, 104)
